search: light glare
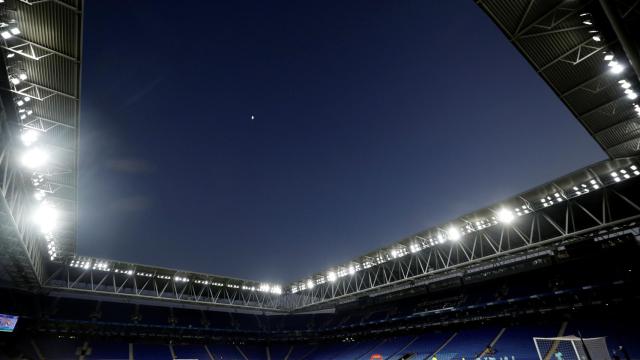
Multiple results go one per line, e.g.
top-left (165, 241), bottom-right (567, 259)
top-left (21, 148), bottom-right (49, 168)
top-left (496, 208), bottom-right (515, 224)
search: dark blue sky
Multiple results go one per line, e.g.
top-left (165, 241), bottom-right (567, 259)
top-left (77, 1), bottom-right (605, 283)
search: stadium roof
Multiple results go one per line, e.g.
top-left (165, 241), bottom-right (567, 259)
top-left (477, 0), bottom-right (640, 158)
top-left (1, 0), bottom-right (82, 258)
top-left (2, 0), bottom-right (640, 311)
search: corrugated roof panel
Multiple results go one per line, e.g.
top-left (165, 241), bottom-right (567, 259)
top-left (15, 1), bottom-right (79, 58)
top-left (580, 97), bottom-right (637, 133)
top-left (595, 119), bottom-right (640, 148)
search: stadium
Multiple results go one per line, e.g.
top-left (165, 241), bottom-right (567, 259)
top-left (1, 0), bottom-right (639, 359)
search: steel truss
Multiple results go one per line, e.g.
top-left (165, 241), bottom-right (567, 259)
top-left (38, 173), bottom-right (640, 311)
top-left (43, 264), bottom-right (286, 312)
top-left (283, 175), bottom-right (640, 310)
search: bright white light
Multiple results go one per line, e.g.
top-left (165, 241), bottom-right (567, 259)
top-left (327, 271), bottom-right (337, 282)
top-left (306, 279), bottom-right (314, 289)
top-left (438, 234), bottom-right (446, 244)
top-left (496, 208), bottom-right (515, 224)
top-left (604, 54), bottom-right (614, 61)
top-left (1, 31), bottom-right (11, 39)
top-left (16, 100), bottom-right (25, 106)
top-left (631, 165), bottom-right (638, 171)
top-left (33, 201), bottom-right (58, 233)
top-left (609, 61), bottom-right (625, 74)
top-left (9, 27), bottom-right (20, 35)
top-left (20, 129), bottom-right (40, 146)
top-left (626, 91), bottom-right (638, 100)
top-left (592, 36), bottom-right (601, 42)
top-left (348, 266), bottom-right (356, 275)
top-left (447, 227), bottom-right (461, 241)
top-left (21, 148), bottom-right (49, 169)
top-left (619, 80), bottom-right (631, 89)
top-left (18, 73), bottom-right (27, 81)
top-left (34, 190), bottom-right (46, 201)
top-left (9, 77), bottom-right (20, 85)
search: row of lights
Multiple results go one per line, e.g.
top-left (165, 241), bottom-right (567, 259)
top-left (2, 7), bottom-right (62, 261)
top-left (291, 207), bottom-right (522, 293)
top-left (292, 162), bottom-right (640, 293)
top-left (582, 13), bottom-right (640, 121)
top-left (611, 165), bottom-right (639, 182)
top-left (68, 258), bottom-right (283, 294)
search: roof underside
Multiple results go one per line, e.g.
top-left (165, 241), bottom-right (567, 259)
top-left (477, 0), bottom-right (640, 158)
top-left (2, 0), bottom-right (82, 257)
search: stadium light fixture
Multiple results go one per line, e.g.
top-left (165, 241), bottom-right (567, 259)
top-left (619, 80), bottom-right (631, 89)
top-left (34, 190), bottom-right (46, 201)
top-left (33, 201), bottom-right (58, 234)
top-left (447, 227), bottom-right (461, 241)
top-left (20, 129), bottom-right (40, 147)
top-left (9, 75), bottom-right (21, 85)
top-left (327, 271), bottom-right (337, 282)
top-left (306, 279), bottom-right (314, 289)
top-left (0, 31), bottom-right (11, 39)
top-left (21, 147), bottom-right (48, 168)
top-left (496, 208), bottom-right (515, 224)
top-left (608, 61), bottom-right (624, 74)
top-left (348, 265), bottom-right (356, 275)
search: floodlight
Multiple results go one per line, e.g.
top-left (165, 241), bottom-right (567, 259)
top-left (9, 27), bottom-right (20, 35)
top-left (16, 99), bottom-right (24, 106)
top-left (20, 129), bottom-right (39, 146)
top-left (9, 76), bottom-right (20, 85)
top-left (327, 271), bottom-right (337, 282)
top-left (447, 227), bottom-right (461, 241)
top-left (22, 147), bottom-right (49, 168)
top-left (348, 266), bottom-right (356, 275)
top-left (604, 54), bottom-right (614, 61)
top-left (34, 190), bottom-right (46, 201)
top-left (626, 91), bottom-right (638, 100)
top-left (18, 73), bottom-right (27, 81)
top-left (592, 36), bottom-right (601, 42)
top-left (33, 201), bottom-right (58, 233)
top-left (306, 279), bottom-right (314, 289)
top-left (1, 31), bottom-right (11, 39)
top-left (496, 208), bottom-right (515, 224)
top-left (609, 61), bottom-right (624, 74)
top-left (620, 81), bottom-right (631, 89)
top-left (438, 234), bottom-right (446, 244)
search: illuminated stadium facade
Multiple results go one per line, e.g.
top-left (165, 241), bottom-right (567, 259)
top-left (0, 3), bottom-right (639, 360)
top-left (0, 0), bottom-right (640, 313)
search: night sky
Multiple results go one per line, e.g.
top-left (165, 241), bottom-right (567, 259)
top-left (77, 1), bottom-right (605, 283)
